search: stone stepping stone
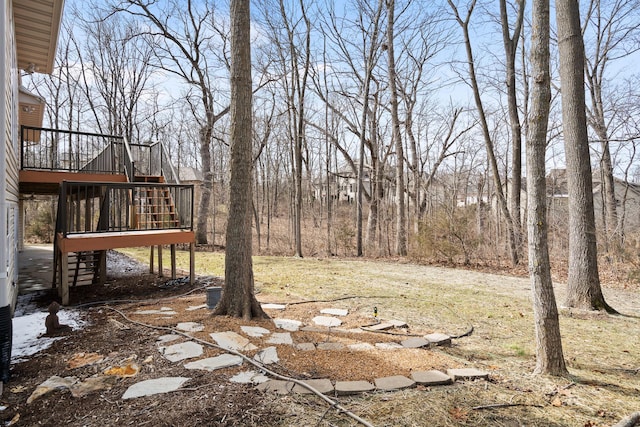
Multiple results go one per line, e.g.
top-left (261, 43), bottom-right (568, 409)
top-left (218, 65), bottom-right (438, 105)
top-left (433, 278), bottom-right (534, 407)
top-left (176, 322), bottom-right (205, 333)
top-left (317, 342), bottom-right (345, 351)
top-left (447, 368), bottom-right (489, 381)
top-left (292, 379), bottom-right (334, 394)
top-left (210, 331), bottom-right (258, 352)
top-left (157, 334), bottom-right (182, 345)
top-left (312, 316), bottom-right (342, 327)
top-left (411, 370), bottom-right (453, 386)
top-left (273, 318), bottom-right (302, 331)
top-left (186, 304), bottom-right (207, 311)
top-left (294, 343), bottom-right (316, 351)
top-left (256, 380), bottom-right (294, 394)
top-left (335, 380), bottom-right (375, 395)
top-left (387, 319), bottom-right (408, 328)
top-left (241, 326), bottom-right (271, 337)
top-left (300, 326), bottom-right (327, 332)
top-left (229, 370), bottom-right (269, 384)
top-left (184, 354), bottom-right (243, 371)
top-left (160, 341), bottom-right (203, 362)
top-left (401, 337), bottom-right (430, 348)
top-left (348, 342), bottom-right (375, 351)
top-left (262, 303), bottom-right (286, 310)
top-left (320, 308), bottom-right (348, 316)
top-left (364, 323), bottom-right (394, 331)
top-left (425, 333), bottom-right (452, 346)
top-left (266, 332), bottom-right (293, 345)
top-left (122, 377), bottom-right (190, 399)
top-left (374, 375), bottom-right (415, 391)
top-left (254, 347), bottom-right (279, 364)
top-left (375, 342), bottom-right (403, 350)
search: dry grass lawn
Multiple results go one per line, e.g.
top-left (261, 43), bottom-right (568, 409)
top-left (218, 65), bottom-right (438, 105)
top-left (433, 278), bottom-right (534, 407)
top-left (120, 247), bottom-right (640, 427)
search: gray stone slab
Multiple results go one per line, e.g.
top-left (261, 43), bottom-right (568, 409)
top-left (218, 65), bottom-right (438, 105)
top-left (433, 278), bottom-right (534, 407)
top-left (320, 308), bottom-right (348, 316)
top-left (184, 354), bottom-right (243, 371)
top-left (273, 318), bottom-right (302, 331)
top-left (375, 342), bottom-right (403, 350)
top-left (262, 303), bottom-right (286, 310)
top-left (411, 370), bottom-right (454, 386)
top-left (241, 326), bottom-right (271, 337)
top-left (312, 316), bottom-right (342, 327)
top-left (176, 322), bottom-right (205, 333)
top-left (335, 380), bottom-right (375, 395)
top-left (348, 342), bottom-right (375, 351)
top-left (374, 375), bottom-right (415, 391)
top-left (186, 304), bottom-right (207, 311)
top-left (292, 379), bottom-right (334, 394)
top-left (425, 333), bottom-right (452, 346)
top-left (364, 323), bottom-right (394, 331)
top-left (401, 337), bottom-right (430, 349)
top-left (317, 342), bottom-right (345, 351)
top-left (256, 380), bottom-right (294, 394)
top-left (122, 377), bottom-right (190, 399)
top-left (294, 343), bottom-right (316, 351)
top-left (210, 331), bottom-right (258, 352)
top-left (447, 368), bottom-right (489, 381)
top-left (160, 341), bottom-right (203, 362)
top-left (300, 326), bottom-right (327, 332)
top-left (157, 334), bottom-right (181, 345)
top-left (254, 346), bottom-right (279, 364)
top-left (387, 319), bottom-right (408, 328)
top-left (266, 332), bottom-right (293, 345)
top-left (229, 370), bottom-right (269, 384)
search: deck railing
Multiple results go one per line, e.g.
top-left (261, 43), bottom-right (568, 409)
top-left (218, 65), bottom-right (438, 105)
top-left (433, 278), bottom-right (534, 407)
top-left (129, 141), bottom-right (180, 183)
top-left (21, 126), bottom-right (126, 174)
top-left (57, 181), bottom-right (194, 237)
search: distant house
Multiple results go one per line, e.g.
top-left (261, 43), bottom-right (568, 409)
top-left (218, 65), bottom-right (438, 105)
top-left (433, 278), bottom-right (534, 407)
top-left (546, 168), bottom-right (640, 236)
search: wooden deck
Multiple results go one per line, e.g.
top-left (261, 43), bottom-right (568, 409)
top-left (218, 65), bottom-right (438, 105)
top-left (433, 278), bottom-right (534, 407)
top-left (19, 170), bottom-right (127, 194)
top-left (56, 229), bottom-right (195, 305)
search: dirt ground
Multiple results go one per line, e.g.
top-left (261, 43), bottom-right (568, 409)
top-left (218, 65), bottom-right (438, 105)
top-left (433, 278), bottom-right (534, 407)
top-left (3, 250), bottom-right (639, 427)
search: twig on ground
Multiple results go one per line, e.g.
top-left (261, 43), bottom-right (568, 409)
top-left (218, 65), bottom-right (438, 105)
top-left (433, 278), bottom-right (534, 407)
top-left (471, 403), bottom-right (544, 410)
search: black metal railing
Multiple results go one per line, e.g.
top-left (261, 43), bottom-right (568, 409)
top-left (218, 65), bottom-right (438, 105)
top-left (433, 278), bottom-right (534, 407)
top-left (129, 141), bottom-right (180, 183)
top-left (21, 126), bottom-right (126, 174)
top-left (57, 181), bottom-right (194, 237)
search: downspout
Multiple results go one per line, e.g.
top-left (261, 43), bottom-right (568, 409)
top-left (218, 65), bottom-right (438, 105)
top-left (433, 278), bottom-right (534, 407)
top-left (0, 0), bottom-right (14, 386)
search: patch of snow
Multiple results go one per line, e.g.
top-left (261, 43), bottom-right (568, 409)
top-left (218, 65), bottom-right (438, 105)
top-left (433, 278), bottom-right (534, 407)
top-left (106, 250), bottom-right (148, 278)
top-left (12, 309), bottom-right (85, 363)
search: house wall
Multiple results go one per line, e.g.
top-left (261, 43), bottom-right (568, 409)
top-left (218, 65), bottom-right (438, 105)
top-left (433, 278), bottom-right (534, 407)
top-left (1, 0), bottom-right (19, 311)
top-left (593, 182), bottom-right (640, 236)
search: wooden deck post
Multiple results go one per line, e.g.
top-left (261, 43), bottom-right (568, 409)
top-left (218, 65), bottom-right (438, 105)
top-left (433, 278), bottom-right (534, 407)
top-left (98, 250), bottom-right (107, 285)
top-left (149, 246), bottom-right (154, 273)
top-left (157, 245), bottom-right (163, 277)
top-left (189, 242), bottom-right (195, 285)
top-left (60, 252), bottom-right (69, 305)
top-left (170, 244), bottom-right (176, 279)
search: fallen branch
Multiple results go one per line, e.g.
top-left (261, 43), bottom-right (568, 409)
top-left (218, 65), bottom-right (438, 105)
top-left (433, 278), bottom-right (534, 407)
top-left (613, 412), bottom-right (640, 427)
top-left (472, 403), bottom-right (544, 410)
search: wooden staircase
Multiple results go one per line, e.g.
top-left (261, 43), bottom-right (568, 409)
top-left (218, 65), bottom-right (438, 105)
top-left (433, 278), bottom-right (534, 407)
top-left (134, 184), bottom-right (181, 230)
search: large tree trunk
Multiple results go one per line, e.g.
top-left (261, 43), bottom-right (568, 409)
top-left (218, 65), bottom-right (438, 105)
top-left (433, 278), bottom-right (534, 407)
top-left (213, 0), bottom-right (267, 319)
top-left (555, 0), bottom-right (615, 313)
top-left (527, 0), bottom-right (567, 376)
top-left (386, 0), bottom-right (407, 256)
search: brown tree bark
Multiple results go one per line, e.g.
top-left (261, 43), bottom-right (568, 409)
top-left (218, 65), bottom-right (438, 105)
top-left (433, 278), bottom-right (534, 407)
top-left (555, 0), bottom-right (615, 313)
top-left (386, 0), bottom-right (407, 256)
top-left (212, 0), bottom-right (267, 319)
top-left (527, 0), bottom-right (568, 376)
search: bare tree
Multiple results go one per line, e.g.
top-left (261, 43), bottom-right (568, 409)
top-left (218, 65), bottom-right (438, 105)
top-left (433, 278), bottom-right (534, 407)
top-left (583, 0), bottom-right (640, 250)
top-left (499, 0), bottom-right (525, 255)
top-left (527, 0), bottom-right (567, 376)
top-left (555, 0), bottom-right (615, 312)
top-left (448, 0), bottom-right (520, 266)
top-left (386, 0), bottom-right (407, 256)
top-left (213, 0), bottom-right (267, 319)
top-left (115, 0), bottom-right (230, 245)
